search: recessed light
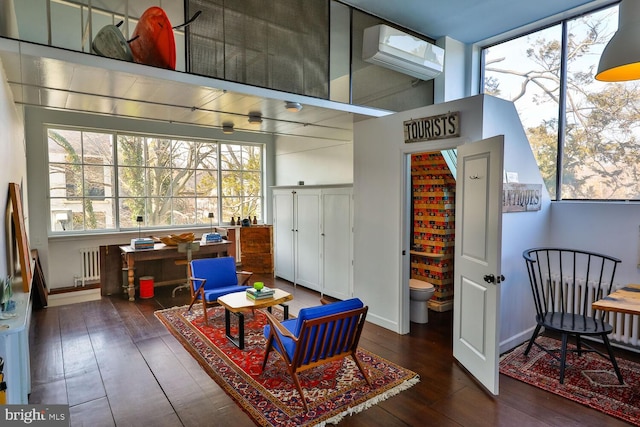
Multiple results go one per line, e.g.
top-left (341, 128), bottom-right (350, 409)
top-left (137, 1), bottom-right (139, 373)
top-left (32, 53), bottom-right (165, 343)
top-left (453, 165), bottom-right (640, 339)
top-left (285, 101), bottom-right (302, 112)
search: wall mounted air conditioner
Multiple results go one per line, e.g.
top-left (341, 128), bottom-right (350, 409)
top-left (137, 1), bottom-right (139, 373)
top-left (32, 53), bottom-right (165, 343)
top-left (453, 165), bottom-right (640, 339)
top-left (362, 24), bottom-right (444, 80)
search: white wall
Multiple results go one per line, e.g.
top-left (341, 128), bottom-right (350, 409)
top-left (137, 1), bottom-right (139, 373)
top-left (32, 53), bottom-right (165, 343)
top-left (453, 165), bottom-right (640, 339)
top-left (435, 36), bottom-right (467, 103)
top-left (0, 58), bottom-right (28, 281)
top-left (547, 202), bottom-right (640, 286)
top-left (274, 134), bottom-right (353, 186)
top-left (483, 96), bottom-right (551, 352)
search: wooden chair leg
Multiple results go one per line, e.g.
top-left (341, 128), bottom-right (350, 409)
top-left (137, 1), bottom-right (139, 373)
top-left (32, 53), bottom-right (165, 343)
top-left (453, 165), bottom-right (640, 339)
top-left (559, 333), bottom-right (569, 384)
top-left (524, 324), bottom-right (541, 356)
top-left (575, 335), bottom-right (583, 356)
top-left (202, 300), bottom-right (208, 325)
top-left (602, 334), bottom-right (624, 384)
top-left (261, 335), bottom-right (274, 371)
top-left (290, 371), bottom-right (309, 412)
top-left (352, 354), bottom-right (371, 385)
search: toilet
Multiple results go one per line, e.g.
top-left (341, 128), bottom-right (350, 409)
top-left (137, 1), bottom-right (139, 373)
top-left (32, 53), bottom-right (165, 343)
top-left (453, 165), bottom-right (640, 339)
top-left (409, 279), bottom-right (435, 323)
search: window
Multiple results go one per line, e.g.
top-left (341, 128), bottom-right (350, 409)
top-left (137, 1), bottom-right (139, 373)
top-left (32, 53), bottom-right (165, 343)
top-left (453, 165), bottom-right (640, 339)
top-left (483, 4), bottom-right (640, 201)
top-left (49, 129), bottom-right (115, 231)
top-left (47, 128), bottom-right (263, 233)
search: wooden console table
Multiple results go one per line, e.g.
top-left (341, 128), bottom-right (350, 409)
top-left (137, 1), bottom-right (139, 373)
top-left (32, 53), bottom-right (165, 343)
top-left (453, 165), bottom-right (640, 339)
top-left (592, 284), bottom-right (640, 315)
top-left (120, 241), bottom-right (231, 301)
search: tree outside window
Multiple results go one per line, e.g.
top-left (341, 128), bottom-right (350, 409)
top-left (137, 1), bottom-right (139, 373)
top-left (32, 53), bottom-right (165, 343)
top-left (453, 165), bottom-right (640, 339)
top-left (47, 128), bottom-right (263, 233)
top-left (483, 4), bottom-right (640, 200)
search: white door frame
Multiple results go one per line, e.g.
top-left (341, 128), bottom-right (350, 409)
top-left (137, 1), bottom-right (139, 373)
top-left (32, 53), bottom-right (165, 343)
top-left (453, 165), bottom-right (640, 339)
top-left (399, 139), bottom-right (463, 334)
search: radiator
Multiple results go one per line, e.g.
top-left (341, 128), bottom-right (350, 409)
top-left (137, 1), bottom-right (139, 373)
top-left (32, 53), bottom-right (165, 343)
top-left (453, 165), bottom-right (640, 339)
top-left (79, 247), bottom-right (100, 287)
top-left (547, 276), bottom-right (640, 351)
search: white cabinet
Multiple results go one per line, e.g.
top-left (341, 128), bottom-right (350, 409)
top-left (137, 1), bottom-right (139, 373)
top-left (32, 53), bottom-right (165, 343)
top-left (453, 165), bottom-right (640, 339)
top-left (294, 190), bottom-right (322, 290)
top-left (273, 186), bottom-right (352, 299)
top-left (321, 187), bottom-right (353, 300)
top-left (273, 188), bottom-right (321, 291)
top-left (273, 190), bottom-right (295, 282)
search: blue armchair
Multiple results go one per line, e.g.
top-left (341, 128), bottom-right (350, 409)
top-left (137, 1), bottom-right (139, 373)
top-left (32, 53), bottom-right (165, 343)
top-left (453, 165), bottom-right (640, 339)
top-left (261, 297), bottom-right (370, 411)
top-left (187, 256), bottom-right (252, 325)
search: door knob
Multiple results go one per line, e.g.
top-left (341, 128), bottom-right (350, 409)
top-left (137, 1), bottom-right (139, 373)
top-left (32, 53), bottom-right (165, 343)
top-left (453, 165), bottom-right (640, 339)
top-left (483, 274), bottom-right (495, 283)
top-left (483, 274), bottom-right (505, 284)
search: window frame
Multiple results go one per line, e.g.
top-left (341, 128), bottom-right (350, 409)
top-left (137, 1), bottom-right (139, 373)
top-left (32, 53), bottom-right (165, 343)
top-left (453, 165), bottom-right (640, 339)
top-left (46, 125), bottom-right (265, 236)
top-left (479, 2), bottom-right (636, 202)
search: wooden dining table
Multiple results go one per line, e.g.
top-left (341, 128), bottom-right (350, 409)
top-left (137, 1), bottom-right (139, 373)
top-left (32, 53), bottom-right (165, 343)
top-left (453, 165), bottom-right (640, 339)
top-left (592, 284), bottom-right (640, 315)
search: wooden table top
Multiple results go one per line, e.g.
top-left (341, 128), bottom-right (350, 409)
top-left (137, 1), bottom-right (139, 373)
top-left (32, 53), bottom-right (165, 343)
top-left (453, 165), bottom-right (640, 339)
top-left (217, 288), bottom-right (292, 312)
top-left (592, 284), bottom-right (640, 315)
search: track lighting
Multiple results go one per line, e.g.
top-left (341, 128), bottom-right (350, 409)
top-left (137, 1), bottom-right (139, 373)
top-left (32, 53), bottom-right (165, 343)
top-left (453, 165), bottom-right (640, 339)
top-left (222, 123), bottom-right (234, 134)
top-left (248, 113), bottom-right (262, 124)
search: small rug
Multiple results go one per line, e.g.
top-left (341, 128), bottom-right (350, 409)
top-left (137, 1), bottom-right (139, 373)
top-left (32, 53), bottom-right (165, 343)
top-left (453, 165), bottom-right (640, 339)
top-left (155, 305), bottom-right (419, 426)
top-left (500, 336), bottom-right (640, 425)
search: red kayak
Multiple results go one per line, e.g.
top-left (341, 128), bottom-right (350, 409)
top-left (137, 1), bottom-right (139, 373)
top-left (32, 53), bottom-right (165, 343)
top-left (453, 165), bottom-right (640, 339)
top-left (129, 7), bottom-right (176, 70)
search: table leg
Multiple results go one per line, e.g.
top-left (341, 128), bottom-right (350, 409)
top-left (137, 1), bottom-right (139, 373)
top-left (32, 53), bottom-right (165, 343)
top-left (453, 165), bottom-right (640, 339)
top-left (127, 255), bottom-right (135, 302)
top-left (267, 304), bottom-right (289, 320)
top-left (224, 309), bottom-right (245, 350)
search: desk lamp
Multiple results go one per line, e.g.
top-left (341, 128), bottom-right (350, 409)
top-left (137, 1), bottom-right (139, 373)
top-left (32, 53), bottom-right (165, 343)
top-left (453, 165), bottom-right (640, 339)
top-left (131, 215), bottom-right (154, 250)
top-left (202, 212), bottom-right (222, 243)
top-left (136, 215), bottom-right (143, 238)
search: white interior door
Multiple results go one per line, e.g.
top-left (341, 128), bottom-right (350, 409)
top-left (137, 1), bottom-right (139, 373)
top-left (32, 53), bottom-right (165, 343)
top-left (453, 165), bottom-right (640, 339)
top-left (273, 190), bottom-right (295, 282)
top-left (295, 189), bottom-right (321, 291)
top-left (321, 188), bottom-right (353, 300)
top-left (453, 135), bottom-right (504, 395)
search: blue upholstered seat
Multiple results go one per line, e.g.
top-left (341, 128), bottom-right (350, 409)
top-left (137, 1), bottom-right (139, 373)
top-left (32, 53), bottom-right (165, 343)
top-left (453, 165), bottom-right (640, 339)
top-left (263, 297), bottom-right (364, 360)
top-left (187, 256), bottom-right (252, 324)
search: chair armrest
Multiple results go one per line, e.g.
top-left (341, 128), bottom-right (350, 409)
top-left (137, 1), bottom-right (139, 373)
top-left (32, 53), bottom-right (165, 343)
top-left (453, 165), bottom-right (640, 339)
top-left (189, 277), bottom-right (206, 294)
top-left (264, 310), bottom-right (297, 341)
top-left (236, 271), bottom-right (253, 286)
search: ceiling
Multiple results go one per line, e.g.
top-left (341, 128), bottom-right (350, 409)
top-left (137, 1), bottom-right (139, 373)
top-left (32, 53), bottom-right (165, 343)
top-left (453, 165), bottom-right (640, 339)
top-left (0, 0), bottom-right (617, 142)
top-left (0, 38), bottom-right (390, 143)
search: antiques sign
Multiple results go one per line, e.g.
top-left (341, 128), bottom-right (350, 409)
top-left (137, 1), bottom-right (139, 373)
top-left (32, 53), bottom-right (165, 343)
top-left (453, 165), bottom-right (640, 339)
top-left (404, 111), bottom-right (460, 143)
top-left (503, 183), bottom-right (542, 212)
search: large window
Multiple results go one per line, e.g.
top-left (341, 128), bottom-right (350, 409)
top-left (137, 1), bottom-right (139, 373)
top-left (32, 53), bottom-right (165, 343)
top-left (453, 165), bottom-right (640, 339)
top-left (48, 128), bottom-right (263, 233)
top-left (483, 4), bottom-right (640, 201)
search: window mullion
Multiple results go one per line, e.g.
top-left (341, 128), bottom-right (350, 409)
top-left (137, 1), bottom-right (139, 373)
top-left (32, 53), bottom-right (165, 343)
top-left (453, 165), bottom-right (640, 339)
top-left (556, 20), bottom-right (569, 202)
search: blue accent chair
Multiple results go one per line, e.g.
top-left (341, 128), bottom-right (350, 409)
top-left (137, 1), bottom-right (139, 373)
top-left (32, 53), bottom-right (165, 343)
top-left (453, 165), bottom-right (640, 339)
top-left (261, 297), bottom-right (370, 411)
top-left (187, 256), bottom-right (252, 325)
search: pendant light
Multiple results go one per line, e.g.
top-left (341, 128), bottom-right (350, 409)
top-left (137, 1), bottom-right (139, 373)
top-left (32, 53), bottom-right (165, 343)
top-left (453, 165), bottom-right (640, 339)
top-left (596, 0), bottom-right (640, 82)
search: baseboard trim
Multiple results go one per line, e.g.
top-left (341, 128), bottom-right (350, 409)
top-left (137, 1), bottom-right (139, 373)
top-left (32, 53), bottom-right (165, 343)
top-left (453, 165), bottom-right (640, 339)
top-left (47, 288), bottom-right (101, 307)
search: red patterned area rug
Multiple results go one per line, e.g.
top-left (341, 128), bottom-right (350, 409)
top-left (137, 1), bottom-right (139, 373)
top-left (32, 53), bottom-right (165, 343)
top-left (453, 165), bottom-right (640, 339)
top-left (500, 336), bottom-right (640, 425)
top-left (155, 305), bottom-right (419, 426)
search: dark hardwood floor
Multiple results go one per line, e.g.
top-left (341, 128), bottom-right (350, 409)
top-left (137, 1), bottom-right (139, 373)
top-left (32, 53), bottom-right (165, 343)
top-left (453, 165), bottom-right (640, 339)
top-left (28, 275), bottom-right (638, 426)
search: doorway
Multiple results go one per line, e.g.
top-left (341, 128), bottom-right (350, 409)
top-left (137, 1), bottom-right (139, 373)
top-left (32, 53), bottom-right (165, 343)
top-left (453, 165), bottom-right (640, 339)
top-left (406, 149), bottom-right (456, 332)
